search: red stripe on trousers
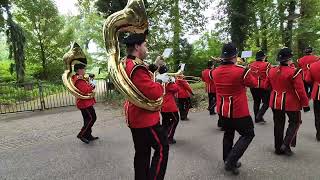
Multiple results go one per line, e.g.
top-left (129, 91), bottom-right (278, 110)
top-left (168, 112), bottom-right (177, 138)
top-left (80, 109), bottom-right (94, 137)
top-left (289, 111), bottom-right (302, 145)
top-left (150, 128), bottom-right (163, 180)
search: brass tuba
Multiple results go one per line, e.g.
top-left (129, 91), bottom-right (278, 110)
top-left (62, 42), bottom-right (94, 99)
top-left (103, 0), bottom-right (163, 111)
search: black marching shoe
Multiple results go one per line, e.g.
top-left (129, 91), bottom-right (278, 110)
top-left (274, 149), bottom-right (285, 155)
top-left (225, 165), bottom-right (240, 175)
top-left (77, 136), bottom-right (90, 144)
top-left (316, 133), bottom-right (320, 142)
top-left (224, 162), bottom-right (240, 175)
top-left (280, 145), bottom-right (293, 156)
top-left (88, 135), bottom-right (99, 141)
top-left (255, 118), bottom-right (266, 124)
top-left (168, 138), bottom-right (177, 144)
top-left (235, 162), bottom-right (242, 168)
top-left (209, 111), bottom-right (217, 115)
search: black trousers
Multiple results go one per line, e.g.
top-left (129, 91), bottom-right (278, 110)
top-left (314, 100), bottom-right (320, 139)
top-left (218, 115), bottom-right (223, 128)
top-left (161, 112), bottom-right (180, 140)
top-left (208, 93), bottom-right (216, 114)
top-left (304, 81), bottom-right (313, 98)
top-left (272, 109), bottom-right (302, 151)
top-left (178, 98), bottom-right (191, 120)
top-left (250, 88), bottom-right (270, 122)
top-left (222, 116), bottom-right (255, 167)
top-left (130, 124), bottom-right (169, 180)
top-left (78, 106), bottom-right (97, 138)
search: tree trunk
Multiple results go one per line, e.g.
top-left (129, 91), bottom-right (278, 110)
top-left (172, 0), bottom-right (181, 71)
top-left (229, 0), bottom-right (250, 52)
top-left (36, 22), bottom-right (47, 79)
top-left (4, 4), bottom-right (25, 83)
top-left (278, 1), bottom-right (286, 45)
top-left (253, 15), bottom-right (260, 48)
top-left (260, 10), bottom-right (268, 52)
top-left (297, 0), bottom-right (306, 57)
top-left (39, 40), bottom-right (47, 79)
top-left (284, 1), bottom-right (296, 49)
top-left (296, 0), bottom-right (319, 58)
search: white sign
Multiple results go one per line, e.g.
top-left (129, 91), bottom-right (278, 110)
top-left (162, 48), bottom-right (173, 59)
top-left (241, 51), bottom-right (253, 58)
top-left (180, 63), bottom-right (186, 71)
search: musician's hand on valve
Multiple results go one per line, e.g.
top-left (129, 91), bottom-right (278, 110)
top-left (148, 63), bottom-right (158, 73)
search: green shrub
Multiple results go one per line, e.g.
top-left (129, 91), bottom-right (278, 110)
top-left (190, 89), bottom-right (207, 109)
top-left (0, 60), bottom-right (15, 82)
top-left (104, 90), bottom-right (125, 108)
top-left (0, 85), bottom-right (37, 104)
top-left (190, 82), bottom-right (205, 90)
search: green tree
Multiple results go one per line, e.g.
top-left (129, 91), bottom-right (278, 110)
top-left (0, 0), bottom-right (6, 31)
top-left (1, 0), bottom-right (26, 83)
top-left (95, 0), bottom-right (210, 69)
top-left (187, 32), bottom-right (222, 76)
top-left (297, 0), bottom-right (320, 57)
top-left (14, 0), bottom-right (74, 80)
top-left (95, 0), bottom-right (131, 17)
top-left (227, 0), bottom-right (254, 51)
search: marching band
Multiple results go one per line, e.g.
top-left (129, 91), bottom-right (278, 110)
top-left (61, 1), bottom-right (320, 179)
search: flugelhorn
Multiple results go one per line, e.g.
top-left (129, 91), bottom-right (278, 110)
top-left (62, 43), bottom-right (94, 99)
top-left (103, 0), bottom-right (163, 111)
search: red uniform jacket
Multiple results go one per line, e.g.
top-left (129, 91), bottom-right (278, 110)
top-left (305, 61), bottom-right (320, 100)
top-left (297, 55), bottom-right (319, 80)
top-left (249, 61), bottom-right (271, 89)
top-left (211, 62), bottom-right (258, 118)
top-left (161, 83), bottom-right (179, 112)
top-left (71, 75), bottom-right (96, 109)
top-left (176, 79), bottom-right (193, 98)
top-left (124, 56), bottom-right (164, 128)
top-left (265, 65), bottom-right (309, 111)
top-left (201, 68), bottom-right (216, 93)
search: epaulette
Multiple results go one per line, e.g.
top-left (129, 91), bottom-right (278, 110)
top-left (293, 68), bottom-right (302, 79)
top-left (130, 64), bottom-right (148, 79)
top-left (133, 57), bottom-right (144, 65)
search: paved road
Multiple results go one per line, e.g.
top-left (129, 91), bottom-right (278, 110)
top-left (0, 103), bottom-right (320, 180)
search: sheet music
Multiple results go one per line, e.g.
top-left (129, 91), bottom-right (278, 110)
top-left (162, 48), bottom-right (173, 59)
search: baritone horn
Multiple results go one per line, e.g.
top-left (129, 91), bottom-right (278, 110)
top-left (103, 0), bottom-right (163, 111)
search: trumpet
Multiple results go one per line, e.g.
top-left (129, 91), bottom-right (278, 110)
top-left (184, 76), bottom-right (201, 83)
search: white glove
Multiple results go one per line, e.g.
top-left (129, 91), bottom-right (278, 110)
top-left (156, 73), bottom-right (170, 83)
top-left (89, 79), bottom-right (96, 88)
top-left (169, 77), bottom-right (175, 83)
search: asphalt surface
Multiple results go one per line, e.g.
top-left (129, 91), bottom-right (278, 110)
top-left (0, 103), bottom-right (320, 180)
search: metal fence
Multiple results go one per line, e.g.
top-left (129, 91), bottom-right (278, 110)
top-left (0, 80), bottom-right (112, 114)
